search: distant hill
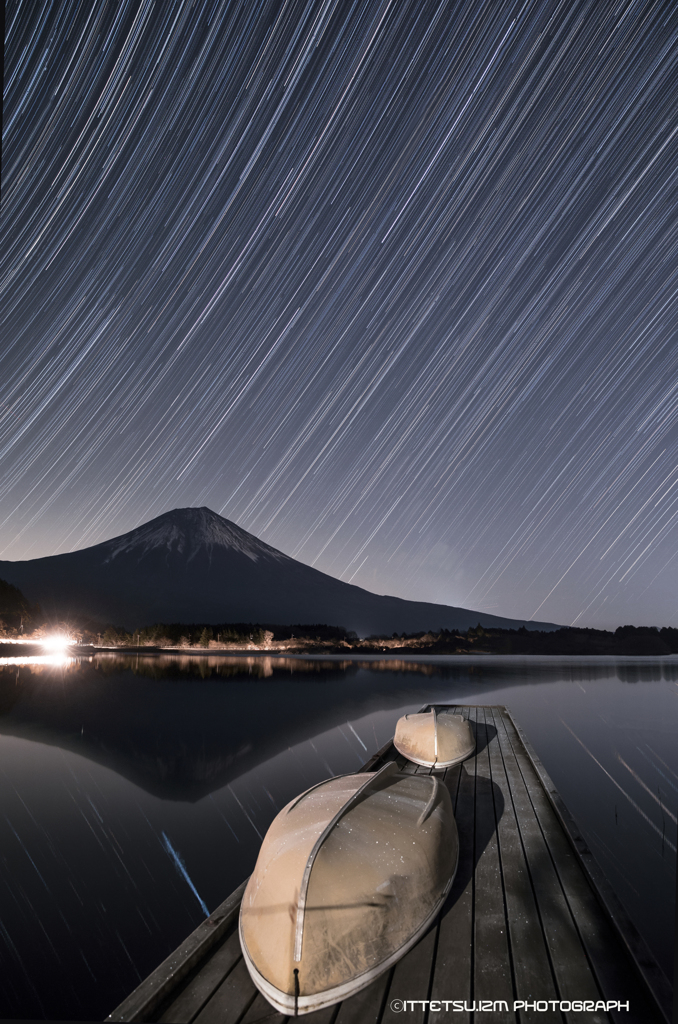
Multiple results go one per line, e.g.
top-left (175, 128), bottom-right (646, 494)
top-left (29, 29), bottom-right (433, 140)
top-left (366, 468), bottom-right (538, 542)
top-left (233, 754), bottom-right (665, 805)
top-left (0, 507), bottom-right (560, 636)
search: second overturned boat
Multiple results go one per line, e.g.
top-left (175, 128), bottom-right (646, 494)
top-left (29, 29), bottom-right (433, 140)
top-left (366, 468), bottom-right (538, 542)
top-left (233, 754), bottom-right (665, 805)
top-left (239, 761), bottom-right (458, 1016)
top-left (394, 708), bottom-right (475, 768)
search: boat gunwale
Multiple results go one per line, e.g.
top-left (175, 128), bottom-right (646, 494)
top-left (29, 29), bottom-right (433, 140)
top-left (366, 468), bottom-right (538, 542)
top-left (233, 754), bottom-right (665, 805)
top-left (285, 772), bottom-right (355, 814)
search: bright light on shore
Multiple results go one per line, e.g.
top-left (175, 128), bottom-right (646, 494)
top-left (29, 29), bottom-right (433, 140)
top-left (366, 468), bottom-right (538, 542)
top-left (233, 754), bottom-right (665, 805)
top-left (41, 634), bottom-right (73, 653)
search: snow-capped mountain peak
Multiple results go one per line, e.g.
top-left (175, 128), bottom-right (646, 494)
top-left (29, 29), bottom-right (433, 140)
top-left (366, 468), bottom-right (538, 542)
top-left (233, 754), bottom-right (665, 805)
top-left (102, 507), bottom-right (288, 564)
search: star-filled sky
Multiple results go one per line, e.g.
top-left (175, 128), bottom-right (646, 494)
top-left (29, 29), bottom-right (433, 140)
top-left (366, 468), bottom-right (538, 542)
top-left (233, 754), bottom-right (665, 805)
top-left (3, 0), bottom-right (678, 629)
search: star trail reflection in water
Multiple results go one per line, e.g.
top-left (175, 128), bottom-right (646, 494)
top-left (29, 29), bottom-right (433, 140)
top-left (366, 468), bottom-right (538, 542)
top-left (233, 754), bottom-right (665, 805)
top-left (0, 653), bottom-right (676, 1019)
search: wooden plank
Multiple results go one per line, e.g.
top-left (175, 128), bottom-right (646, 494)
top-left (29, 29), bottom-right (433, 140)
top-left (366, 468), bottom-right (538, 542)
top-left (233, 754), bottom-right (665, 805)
top-left (237, 992), bottom-right (285, 1024)
top-left (506, 708), bottom-right (672, 1023)
top-left (300, 1005), bottom-right (340, 1023)
top-left (485, 708), bottom-right (560, 1022)
top-left (447, 704), bottom-right (471, 719)
top-left (502, 710), bottom-right (670, 1024)
top-left (360, 739), bottom-right (397, 773)
top-left (192, 959), bottom-right (256, 1024)
top-left (428, 710), bottom-right (476, 1024)
top-left (472, 708), bottom-right (515, 1022)
top-left (237, 997), bottom-right (351, 1024)
top-left (106, 880), bottom-right (249, 1022)
top-left (381, 924), bottom-right (438, 1024)
top-left (332, 967), bottom-right (392, 1024)
top-left (441, 761), bottom-right (462, 799)
top-left (158, 928), bottom-right (243, 1023)
top-left (491, 711), bottom-right (606, 1023)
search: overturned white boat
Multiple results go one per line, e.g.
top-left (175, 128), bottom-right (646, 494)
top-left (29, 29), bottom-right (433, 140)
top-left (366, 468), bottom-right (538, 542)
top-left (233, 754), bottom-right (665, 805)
top-left (394, 708), bottom-right (475, 768)
top-left (239, 762), bottom-right (458, 1015)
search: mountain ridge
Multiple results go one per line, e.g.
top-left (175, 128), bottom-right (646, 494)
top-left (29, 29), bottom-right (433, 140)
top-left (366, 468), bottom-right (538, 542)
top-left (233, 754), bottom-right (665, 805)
top-left (0, 507), bottom-right (560, 635)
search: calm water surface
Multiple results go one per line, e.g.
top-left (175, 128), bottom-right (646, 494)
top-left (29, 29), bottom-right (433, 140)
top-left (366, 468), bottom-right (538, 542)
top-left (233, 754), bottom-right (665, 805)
top-left (0, 652), bottom-right (676, 1019)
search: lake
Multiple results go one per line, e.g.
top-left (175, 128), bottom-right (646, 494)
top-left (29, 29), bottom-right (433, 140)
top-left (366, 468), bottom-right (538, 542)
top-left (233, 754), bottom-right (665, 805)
top-left (0, 652), bottom-right (676, 1019)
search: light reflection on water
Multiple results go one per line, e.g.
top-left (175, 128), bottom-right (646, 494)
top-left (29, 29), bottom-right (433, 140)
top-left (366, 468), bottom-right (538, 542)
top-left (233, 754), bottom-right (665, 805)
top-left (0, 653), bottom-right (676, 1020)
top-left (0, 653), bottom-right (75, 668)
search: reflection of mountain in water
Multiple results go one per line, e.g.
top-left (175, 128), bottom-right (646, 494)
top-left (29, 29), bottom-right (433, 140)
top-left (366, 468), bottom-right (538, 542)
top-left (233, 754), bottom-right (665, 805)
top-left (1, 654), bottom-right (676, 801)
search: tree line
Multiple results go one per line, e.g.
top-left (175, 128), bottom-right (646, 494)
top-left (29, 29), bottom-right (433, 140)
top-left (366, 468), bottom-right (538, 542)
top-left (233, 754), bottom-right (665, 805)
top-left (99, 621), bottom-right (356, 647)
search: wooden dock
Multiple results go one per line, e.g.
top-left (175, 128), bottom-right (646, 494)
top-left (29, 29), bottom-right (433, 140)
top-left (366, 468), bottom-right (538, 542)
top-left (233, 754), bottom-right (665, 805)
top-left (106, 705), bottom-right (671, 1024)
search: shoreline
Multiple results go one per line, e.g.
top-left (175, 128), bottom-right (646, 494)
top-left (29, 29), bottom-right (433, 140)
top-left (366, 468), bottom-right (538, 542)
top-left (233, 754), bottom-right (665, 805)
top-left (2, 641), bottom-right (678, 662)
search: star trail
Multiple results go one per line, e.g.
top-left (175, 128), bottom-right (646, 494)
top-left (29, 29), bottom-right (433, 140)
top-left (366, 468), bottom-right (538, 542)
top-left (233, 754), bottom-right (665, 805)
top-left (3, 0), bottom-right (678, 628)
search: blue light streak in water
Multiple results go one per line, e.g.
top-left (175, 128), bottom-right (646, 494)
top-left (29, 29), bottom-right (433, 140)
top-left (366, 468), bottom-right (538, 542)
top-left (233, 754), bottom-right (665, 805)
top-left (161, 832), bottom-right (209, 917)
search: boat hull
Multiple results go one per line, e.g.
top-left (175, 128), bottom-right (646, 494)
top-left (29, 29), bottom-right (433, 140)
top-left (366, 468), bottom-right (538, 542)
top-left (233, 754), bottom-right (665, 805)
top-left (239, 766), bottom-right (458, 1015)
top-left (239, 866), bottom-right (456, 1015)
top-left (394, 710), bottom-right (475, 767)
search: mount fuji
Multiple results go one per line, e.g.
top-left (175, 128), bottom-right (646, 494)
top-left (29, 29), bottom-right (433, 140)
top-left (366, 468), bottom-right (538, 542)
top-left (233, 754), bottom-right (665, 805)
top-left (0, 507), bottom-right (558, 635)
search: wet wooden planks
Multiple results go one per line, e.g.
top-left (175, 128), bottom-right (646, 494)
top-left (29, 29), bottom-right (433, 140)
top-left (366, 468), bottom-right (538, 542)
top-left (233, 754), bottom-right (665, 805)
top-left (107, 705), bottom-right (670, 1024)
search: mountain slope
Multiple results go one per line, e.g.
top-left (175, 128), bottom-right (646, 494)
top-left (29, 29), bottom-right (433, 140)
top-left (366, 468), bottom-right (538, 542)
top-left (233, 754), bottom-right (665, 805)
top-left (0, 507), bottom-right (559, 635)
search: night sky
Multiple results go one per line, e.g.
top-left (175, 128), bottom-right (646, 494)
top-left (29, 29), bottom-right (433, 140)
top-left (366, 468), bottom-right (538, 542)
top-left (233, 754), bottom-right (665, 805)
top-left (3, 0), bottom-right (678, 629)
